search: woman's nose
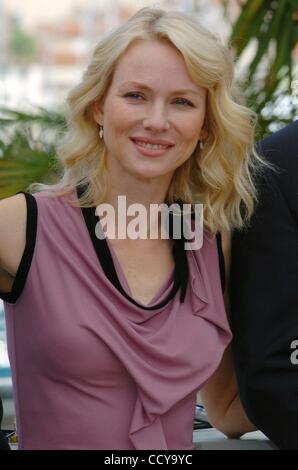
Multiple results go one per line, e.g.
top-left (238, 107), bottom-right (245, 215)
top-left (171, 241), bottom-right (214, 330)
top-left (142, 104), bottom-right (170, 132)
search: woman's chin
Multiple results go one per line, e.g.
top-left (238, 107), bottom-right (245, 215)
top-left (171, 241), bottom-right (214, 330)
top-left (129, 166), bottom-right (171, 181)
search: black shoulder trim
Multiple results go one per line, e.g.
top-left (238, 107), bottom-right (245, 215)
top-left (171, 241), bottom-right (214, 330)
top-left (0, 192), bottom-right (38, 304)
top-left (216, 232), bottom-right (225, 294)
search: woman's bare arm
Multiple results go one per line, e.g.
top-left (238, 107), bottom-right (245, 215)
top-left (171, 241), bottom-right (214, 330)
top-left (0, 193), bottom-right (27, 291)
top-left (199, 230), bottom-right (257, 438)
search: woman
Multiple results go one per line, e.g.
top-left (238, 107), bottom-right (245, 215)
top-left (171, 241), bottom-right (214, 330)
top-left (0, 7), bottom-right (262, 449)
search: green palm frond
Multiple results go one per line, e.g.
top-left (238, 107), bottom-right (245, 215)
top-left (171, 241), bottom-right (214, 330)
top-left (230, 0), bottom-right (298, 138)
top-left (0, 107), bottom-right (65, 198)
top-left (0, 106), bottom-right (66, 128)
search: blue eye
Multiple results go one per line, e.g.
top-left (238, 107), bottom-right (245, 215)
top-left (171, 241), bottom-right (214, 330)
top-left (123, 93), bottom-right (194, 107)
top-left (174, 98), bottom-right (194, 107)
top-left (124, 92), bottom-right (144, 100)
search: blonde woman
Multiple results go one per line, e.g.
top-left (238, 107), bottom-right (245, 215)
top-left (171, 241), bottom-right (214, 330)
top-left (0, 8), bottom-right (262, 449)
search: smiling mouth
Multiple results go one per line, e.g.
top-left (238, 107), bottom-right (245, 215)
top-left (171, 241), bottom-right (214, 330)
top-left (130, 138), bottom-right (174, 157)
top-left (131, 138), bottom-right (172, 150)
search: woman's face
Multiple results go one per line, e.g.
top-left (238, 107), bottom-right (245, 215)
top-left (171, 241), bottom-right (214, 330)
top-left (94, 39), bottom-right (208, 182)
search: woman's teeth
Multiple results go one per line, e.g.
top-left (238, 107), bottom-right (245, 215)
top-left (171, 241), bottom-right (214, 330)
top-left (134, 140), bottom-right (168, 150)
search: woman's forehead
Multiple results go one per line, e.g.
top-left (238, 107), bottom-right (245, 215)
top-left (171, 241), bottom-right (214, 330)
top-left (110, 40), bottom-right (204, 94)
top-left (114, 39), bottom-right (185, 71)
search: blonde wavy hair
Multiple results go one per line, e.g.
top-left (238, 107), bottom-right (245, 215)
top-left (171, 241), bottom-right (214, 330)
top-left (29, 7), bottom-right (271, 235)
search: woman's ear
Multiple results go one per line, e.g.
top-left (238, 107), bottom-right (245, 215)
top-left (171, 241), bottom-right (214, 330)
top-left (93, 100), bottom-right (104, 126)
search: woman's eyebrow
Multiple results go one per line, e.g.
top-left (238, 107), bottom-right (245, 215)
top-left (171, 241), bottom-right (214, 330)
top-left (119, 80), bottom-right (203, 96)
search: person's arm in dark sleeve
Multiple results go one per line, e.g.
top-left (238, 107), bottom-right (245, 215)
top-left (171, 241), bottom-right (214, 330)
top-left (230, 121), bottom-right (298, 449)
top-left (200, 231), bottom-right (257, 437)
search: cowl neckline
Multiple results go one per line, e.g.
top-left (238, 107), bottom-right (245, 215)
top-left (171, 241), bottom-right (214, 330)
top-left (76, 185), bottom-right (189, 310)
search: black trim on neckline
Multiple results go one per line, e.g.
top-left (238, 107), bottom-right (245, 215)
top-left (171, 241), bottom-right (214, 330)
top-left (76, 186), bottom-right (189, 310)
top-left (0, 192), bottom-right (38, 304)
top-left (216, 232), bottom-right (225, 294)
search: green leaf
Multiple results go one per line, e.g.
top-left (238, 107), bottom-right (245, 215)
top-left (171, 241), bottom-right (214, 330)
top-left (230, 0), bottom-right (267, 49)
top-left (229, 0), bottom-right (298, 138)
top-left (247, 0), bottom-right (288, 83)
top-left (231, 2), bottom-right (268, 57)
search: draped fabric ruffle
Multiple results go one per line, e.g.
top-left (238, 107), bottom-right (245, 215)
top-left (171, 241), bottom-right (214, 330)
top-left (115, 239), bottom-right (232, 449)
top-left (126, 260), bottom-right (231, 448)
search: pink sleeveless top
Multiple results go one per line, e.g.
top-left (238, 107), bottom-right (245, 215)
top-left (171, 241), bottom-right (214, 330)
top-left (2, 190), bottom-right (232, 450)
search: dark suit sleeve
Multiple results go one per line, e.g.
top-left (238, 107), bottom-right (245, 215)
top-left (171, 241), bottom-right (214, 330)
top-left (230, 121), bottom-right (298, 449)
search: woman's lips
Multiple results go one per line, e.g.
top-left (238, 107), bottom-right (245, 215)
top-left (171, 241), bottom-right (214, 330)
top-left (130, 138), bottom-right (173, 157)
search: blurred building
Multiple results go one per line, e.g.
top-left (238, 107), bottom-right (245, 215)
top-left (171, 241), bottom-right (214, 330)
top-left (0, 0), bottom-right (233, 110)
